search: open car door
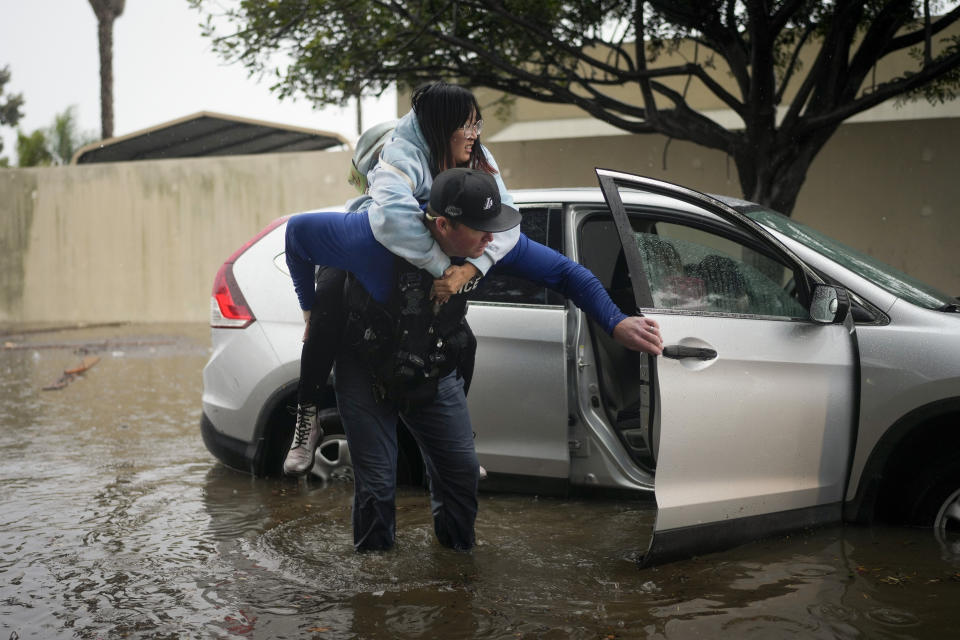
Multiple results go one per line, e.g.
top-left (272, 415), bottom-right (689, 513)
top-left (593, 169), bottom-right (858, 566)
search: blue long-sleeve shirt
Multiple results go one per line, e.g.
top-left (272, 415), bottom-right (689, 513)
top-left (284, 211), bottom-right (628, 334)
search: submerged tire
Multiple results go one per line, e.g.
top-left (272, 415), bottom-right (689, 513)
top-left (311, 408), bottom-right (352, 482)
top-left (905, 462), bottom-right (960, 556)
top-left (930, 487), bottom-right (960, 556)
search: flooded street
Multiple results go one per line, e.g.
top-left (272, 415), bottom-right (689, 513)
top-left (1, 324), bottom-right (958, 639)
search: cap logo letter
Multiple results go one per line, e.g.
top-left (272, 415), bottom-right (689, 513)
top-left (483, 197), bottom-right (494, 211)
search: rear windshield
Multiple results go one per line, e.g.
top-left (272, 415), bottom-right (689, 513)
top-left (746, 209), bottom-right (958, 311)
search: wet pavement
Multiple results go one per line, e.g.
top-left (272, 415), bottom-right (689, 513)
top-left (1, 324), bottom-right (958, 639)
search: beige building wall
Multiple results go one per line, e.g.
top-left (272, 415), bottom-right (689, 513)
top-left (0, 116), bottom-right (957, 326)
top-left (796, 117), bottom-right (959, 293)
top-left (486, 117), bottom-right (959, 296)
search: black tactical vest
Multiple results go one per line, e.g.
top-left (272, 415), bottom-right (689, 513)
top-left (342, 258), bottom-right (474, 410)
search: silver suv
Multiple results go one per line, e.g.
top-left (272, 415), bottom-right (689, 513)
top-left (201, 169), bottom-right (960, 564)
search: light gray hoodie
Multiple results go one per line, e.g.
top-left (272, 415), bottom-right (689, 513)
top-left (345, 110), bottom-right (519, 278)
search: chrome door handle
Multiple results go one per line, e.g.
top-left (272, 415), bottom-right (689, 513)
top-left (662, 345), bottom-right (717, 360)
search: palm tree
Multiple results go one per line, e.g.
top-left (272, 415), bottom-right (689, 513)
top-left (48, 106), bottom-right (96, 164)
top-left (1, 65), bottom-right (25, 165)
top-left (88, 0), bottom-right (125, 140)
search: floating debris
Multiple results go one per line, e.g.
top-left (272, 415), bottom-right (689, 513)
top-left (5, 338), bottom-right (174, 351)
top-left (42, 355), bottom-right (101, 391)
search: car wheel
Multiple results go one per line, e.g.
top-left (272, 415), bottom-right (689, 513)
top-left (312, 434), bottom-right (353, 482)
top-left (932, 487), bottom-right (960, 556)
top-left (306, 408), bottom-right (425, 486)
top-left (907, 463), bottom-right (960, 557)
top-left (310, 409), bottom-right (353, 483)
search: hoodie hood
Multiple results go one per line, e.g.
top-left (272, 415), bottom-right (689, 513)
top-left (344, 110), bottom-right (431, 213)
top-left (391, 110), bottom-right (431, 160)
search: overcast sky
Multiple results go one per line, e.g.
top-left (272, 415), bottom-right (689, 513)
top-left (0, 0), bottom-right (398, 163)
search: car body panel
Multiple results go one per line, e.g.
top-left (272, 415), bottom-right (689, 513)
top-left (203, 321), bottom-right (283, 443)
top-left (204, 220), bottom-right (305, 446)
top-left (569, 307), bottom-right (658, 491)
top-left (842, 301), bottom-right (960, 502)
top-left (765, 228), bottom-right (960, 504)
top-left (466, 302), bottom-right (569, 478)
top-left (231, 222), bottom-right (300, 326)
top-left (645, 313), bottom-right (857, 529)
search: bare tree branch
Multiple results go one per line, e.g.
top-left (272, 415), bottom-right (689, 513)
top-left (775, 19), bottom-right (818, 103)
top-left (799, 47), bottom-right (960, 132)
top-left (882, 5), bottom-right (960, 53)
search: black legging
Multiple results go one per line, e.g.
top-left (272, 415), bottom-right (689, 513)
top-left (296, 266), bottom-right (477, 407)
top-left (297, 266), bottom-right (347, 407)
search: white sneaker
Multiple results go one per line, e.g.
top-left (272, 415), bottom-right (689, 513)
top-left (283, 404), bottom-right (323, 476)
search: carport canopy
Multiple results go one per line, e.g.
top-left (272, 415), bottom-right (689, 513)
top-left (72, 111), bottom-right (350, 164)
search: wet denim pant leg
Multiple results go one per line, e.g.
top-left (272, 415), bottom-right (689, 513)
top-left (334, 354), bottom-right (479, 552)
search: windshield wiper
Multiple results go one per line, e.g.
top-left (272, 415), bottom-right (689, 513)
top-left (938, 302), bottom-right (960, 312)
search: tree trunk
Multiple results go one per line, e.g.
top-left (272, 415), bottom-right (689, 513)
top-left (732, 127), bottom-right (838, 216)
top-left (97, 16), bottom-right (115, 140)
top-left (89, 0), bottom-right (125, 140)
top-left (355, 92), bottom-right (363, 136)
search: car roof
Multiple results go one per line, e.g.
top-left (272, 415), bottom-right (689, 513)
top-left (508, 187), bottom-right (763, 218)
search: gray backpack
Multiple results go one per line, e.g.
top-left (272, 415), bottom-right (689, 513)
top-left (347, 120), bottom-right (398, 194)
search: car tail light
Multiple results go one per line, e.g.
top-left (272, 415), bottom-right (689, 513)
top-left (210, 216), bottom-right (288, 329)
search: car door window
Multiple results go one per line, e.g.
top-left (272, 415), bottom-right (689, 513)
top-left (472, 206), bottom-right (565, 305)
top-left (580, 213), bottom-right (807, 319)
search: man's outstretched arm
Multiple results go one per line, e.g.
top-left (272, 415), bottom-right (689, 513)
top-left (493, 234), bottom-right (663, 356)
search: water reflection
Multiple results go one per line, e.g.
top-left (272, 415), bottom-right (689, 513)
top-left (1, 324), bottom-right (958, 639)
top-left (198, 463), bottom-right (655, 637)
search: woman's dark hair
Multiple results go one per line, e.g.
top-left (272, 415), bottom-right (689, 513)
top-left (410, 81), bottom-right (496, 176)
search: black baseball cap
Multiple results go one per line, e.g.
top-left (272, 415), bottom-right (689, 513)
top-left (428, 168), bottom-right (521, 233)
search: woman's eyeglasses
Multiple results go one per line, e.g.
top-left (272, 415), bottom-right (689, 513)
top-left (459, 119), bottom-right (483, 137)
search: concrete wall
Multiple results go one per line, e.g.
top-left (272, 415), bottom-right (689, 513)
top-left (0, 151), bottom-right (356, 324)
top-left (1, 116), bottom-right (957, 325)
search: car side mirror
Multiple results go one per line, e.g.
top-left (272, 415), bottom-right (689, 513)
top-left (809, 284), bottom-right (850, 324)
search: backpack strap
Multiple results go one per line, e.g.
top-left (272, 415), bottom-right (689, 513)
top-left (377, 159), bottom-right (416, 191)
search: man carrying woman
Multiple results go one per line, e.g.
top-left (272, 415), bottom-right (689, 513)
top-left (284, 81), bottom-right (517, 476)
top-left (285, 166), bottom-right (664, 551)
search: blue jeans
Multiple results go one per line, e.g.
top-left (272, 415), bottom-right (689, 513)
top-left (334, 353), bottom-right (479, 551)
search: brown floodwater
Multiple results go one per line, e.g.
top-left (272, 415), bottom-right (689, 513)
top-left (1, 324), bottom-right (958, 639)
